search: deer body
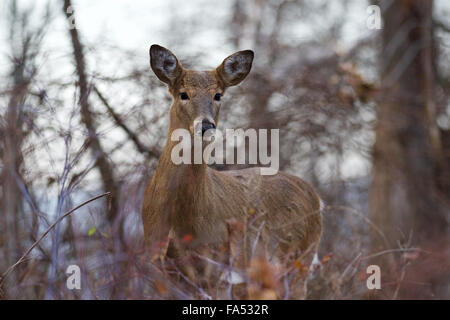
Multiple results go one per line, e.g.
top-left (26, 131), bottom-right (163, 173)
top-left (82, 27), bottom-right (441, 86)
top-left (143, 148), bottom-right (321, 252)
top-left (142, 45), bottom-right (322, 298)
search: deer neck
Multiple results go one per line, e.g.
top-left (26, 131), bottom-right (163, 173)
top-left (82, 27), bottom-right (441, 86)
top-left (151, 127), bottom-right (209, 219)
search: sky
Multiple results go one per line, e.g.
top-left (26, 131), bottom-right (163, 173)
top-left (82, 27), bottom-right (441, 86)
top-left (0, 0), bottom-right (372, 74)
top-left (1, 0), bottom-right (449, 71)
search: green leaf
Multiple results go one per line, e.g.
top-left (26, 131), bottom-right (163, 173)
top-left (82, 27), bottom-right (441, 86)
top-left (88, 227), bottom-right (96, 236)
top-left (100, 232), bottom-right (109, 239)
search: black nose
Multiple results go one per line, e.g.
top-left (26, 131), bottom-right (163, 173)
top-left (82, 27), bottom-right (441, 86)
top-left (201, 120), bottom-right (215, 135)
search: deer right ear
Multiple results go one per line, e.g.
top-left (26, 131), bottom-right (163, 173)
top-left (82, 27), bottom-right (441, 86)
top-left (150, 45), bottom-right (182, 86)
top-left (216, 50), bottom-right (254, 87)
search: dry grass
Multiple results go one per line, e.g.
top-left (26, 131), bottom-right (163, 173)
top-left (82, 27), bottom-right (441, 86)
top-left (1, 198), bottom-right (447, 300)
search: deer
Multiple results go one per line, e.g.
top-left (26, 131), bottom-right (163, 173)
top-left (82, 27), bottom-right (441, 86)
top-left (142, 44), bottom-right (322, 299)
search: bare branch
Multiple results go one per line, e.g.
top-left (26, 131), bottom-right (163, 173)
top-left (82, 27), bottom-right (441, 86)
top-left (93, 85), bottom-right (159, 159)
top-left (0, 192), bottom-right (111, 289)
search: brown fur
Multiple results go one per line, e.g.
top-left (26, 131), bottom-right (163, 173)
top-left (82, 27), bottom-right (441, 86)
top-left (142, 45), bottom-right (322, 298)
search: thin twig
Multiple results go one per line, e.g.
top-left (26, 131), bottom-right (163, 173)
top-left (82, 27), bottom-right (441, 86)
top-left (360, 247), bottom-right (430, 261)
top-left (251, 220), bottom-right (265, 258)
top-left (93, 85), bottom-right (159, 159)
top-left (0, 192), bottom-right (111, 287)
top-left (339, 252), bottom-right (362, 283)
top-left (392, 261), bottom-right (409, 300)
top-left (327, 205), bottom-right (391, 250)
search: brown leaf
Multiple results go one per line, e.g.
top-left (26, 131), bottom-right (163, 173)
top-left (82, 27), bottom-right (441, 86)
top-left (293, 259), bottom-right (309, 274)
top-left (155, 280), bottom-right (168, 296)
top-left (321, 253), bottom-right (333, 264)
top-left (181, 234), bottom-right (193, 244)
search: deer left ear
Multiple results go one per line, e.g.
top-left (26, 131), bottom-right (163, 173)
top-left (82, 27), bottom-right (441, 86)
top-left (150, 44), bottom-right (182, 86)
top-left (216, 50), bottom-right (254, 87)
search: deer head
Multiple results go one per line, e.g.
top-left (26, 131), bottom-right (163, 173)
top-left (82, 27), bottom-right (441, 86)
top-left (149, 44), bottom-right (254, 136)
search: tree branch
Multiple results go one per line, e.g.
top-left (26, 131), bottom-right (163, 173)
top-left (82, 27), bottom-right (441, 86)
top-left (0, 192), bottom-right (111, 293)
top-left (93, 85), bottom-right (159, 159)
top-left (62, 0), bottom-right (119, 222)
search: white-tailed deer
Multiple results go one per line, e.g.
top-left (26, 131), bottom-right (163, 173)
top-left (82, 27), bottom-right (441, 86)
top-left (142, 45), bottom-right (322, 299)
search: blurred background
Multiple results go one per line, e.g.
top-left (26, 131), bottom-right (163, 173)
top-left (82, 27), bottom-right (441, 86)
top-left (0, 0), bottom-right (448, 299)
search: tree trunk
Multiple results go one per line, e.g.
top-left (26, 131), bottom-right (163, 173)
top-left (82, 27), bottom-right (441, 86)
top-left (62, 0), bottom-right (119, 222)
top-left (369, 0), bottom-right (449, 298)
top-left (59, 0), bottom-right (126, 298)
top-left (0, 59), bottom-right (28, 297)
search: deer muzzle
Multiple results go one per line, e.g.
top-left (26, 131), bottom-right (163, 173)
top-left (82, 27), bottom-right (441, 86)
top-left (193, 117), bottom-right (216, 137)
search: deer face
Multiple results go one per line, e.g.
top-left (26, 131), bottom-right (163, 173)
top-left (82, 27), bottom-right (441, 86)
top-left (149, 45), bottom-right (253, 136)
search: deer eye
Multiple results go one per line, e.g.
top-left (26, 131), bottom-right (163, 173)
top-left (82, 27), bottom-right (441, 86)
top-left (214, 93), bottom-right (222, 101)
top-left (180, 92), bottom-right (189, 100)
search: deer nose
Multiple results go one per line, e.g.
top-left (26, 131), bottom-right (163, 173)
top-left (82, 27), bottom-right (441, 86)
top-left (201, 119), bottom-right (215, 135)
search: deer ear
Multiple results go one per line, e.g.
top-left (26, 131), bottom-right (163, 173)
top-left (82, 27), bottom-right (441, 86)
top-left (150, 45), bottom-right (182, 85)
top-left (216, 50), bottom-right (254, 87)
